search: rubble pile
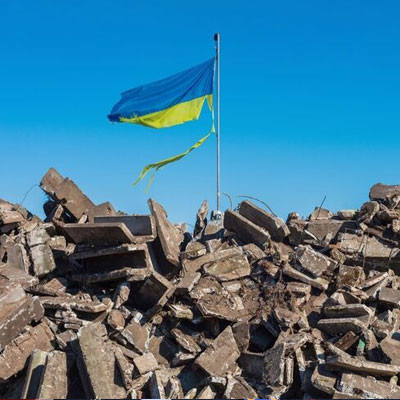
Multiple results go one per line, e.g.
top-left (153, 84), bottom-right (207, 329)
top-left (1, 170), bottom-right (400, 399)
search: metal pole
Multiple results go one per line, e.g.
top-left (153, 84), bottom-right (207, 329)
top-left (214, 32), bottom-right (221, 212)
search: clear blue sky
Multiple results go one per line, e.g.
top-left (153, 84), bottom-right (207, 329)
top-left (1, 1), bottom-right (400, 225)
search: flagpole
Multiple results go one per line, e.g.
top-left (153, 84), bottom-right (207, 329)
top-left (214, 32), bottom-right (221, 212)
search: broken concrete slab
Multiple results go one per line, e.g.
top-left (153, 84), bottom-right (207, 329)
top-left (339, 372), bottom-right (400, 398)
top-left (94, 214), bottom-right (156, 238)
top-left (171, 328), bottom-right (201, 354)
top-left (40, 296), bottom-right (107, 313)
top-left (136, 271), bottom-right (173, 310)
top-left (262, 342), bottom-right (286, 387)
top-left (113, 346), bottom-right (133, 390)
top-left (283, 263), bottom-right (329, 290)
top-left (74, 322), bottom-right (126, 398)
top-left (0, 265), bottom-right (38, 288)
top-left (224, 376), bottom-right (258, 398)
top-left (72, 267), bottom-right (151, 284)
top-left (70, 243), bottom-right (152, 271)
top-left (379, 334), bottom-right (400, 365)
top-left (296, 245), bottom-right (335, 277)
top-left (334, 331), bottom-right (359, 351)
top-left (149, 370), bottom-right (166, 398)
top-left (317, 317), bottom-right (367, 335)
top-left (169, 304), bottom-right (194, 320)
top-left (148, 199), bottom-right (183, 267)
top-left (0, 295), bottom-right (44, 350)
top-left (336, 265), bottom-right (365, 288)
top-left (36, 351), bottom-right (69, 399)
top-left (224, 209), bottom-right (270, 248)
top-left (379, 287), bottom-right (400, 307)
top-left (0, 321), bottom-right (54, 381)
top-left (183, 247), bottom-right (243, 274)
top-left (195, 326), bottom-right (240, 376)
top-left (202, 253), bottom-right (250, 281)
top-left (311, 365), bottom-right (337, 395)
top-left (324, 304), bottom-right (373, 320)
top-left (119, 320), bottom-right (149, 353)
top-left (307, 219), bottom-right (357, 242)
top-left (30, 243), bottom-right (56, 277)
top-left (370, 183), bottom-right (400, 203)
top-left (0, 281), bottom-right (25, 307)
top-left (21, 350), bottom-right (48, 399)
top-left (107, 309), bottom-right (125, 331)
top-left (40, 168), bottom-right (115, 221)
top-left (239, 200), bottom-right (290, 241)
top-left (133, 352), bottom-right (159, 375)
top-left (326, 354), bottom-right (400, 376)
top-left (64, 222), bottom-right (136, 245)
top-left (7, 243), bottom-right (31, 272)
top-left (0, 200), bottom-right (25, 233)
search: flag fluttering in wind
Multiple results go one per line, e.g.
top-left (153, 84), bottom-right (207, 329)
top-left (108, 58), bottom-right (215, 188)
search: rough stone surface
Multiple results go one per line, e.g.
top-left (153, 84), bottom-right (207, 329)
top-left (148, 198), bottom-right (183, 267)
top-left (239, 200), bottom-right (289, 241)
top-left (0, 321), bottom-right (54, 381)
top-left (195, 326), bottom-right (240, 376)
top-left (75, 323), bottom-right (127, 399)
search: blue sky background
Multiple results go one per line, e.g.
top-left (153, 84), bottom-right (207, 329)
top-left (1, 1), bottom-right (400, 226)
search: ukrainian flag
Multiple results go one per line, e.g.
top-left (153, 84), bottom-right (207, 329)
top-left (108, 58), bottom-right (214, 128)
top-left (108, 58), bottom-right (215, 188)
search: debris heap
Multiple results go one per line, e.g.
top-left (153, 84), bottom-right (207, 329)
top-left (1, 170), bottom-right (400, 398)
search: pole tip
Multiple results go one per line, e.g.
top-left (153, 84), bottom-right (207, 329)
top-left (214, 32), bottom-right (220, 41)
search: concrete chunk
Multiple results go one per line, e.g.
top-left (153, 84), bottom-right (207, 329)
top-left (40, 296), bottom-right (107, 313)
top-left (0, 295), bottom-right (44, 350)
top-left (203, 253), bottom-right (250, 281)
top-left (75, 323), bottom-right (126, 398)
top-left (379, 334), bottom-right (400, 365)
top-left (136, 271), bottom-right (172, 310)
top-left (379, 287), bottom-right (400, 307)
top-left (239, 200), bottom-right (289, 241)
top-left (224, 376), bottom-right (258, 398)
top-left (149, 370), bottom-right (166, 399)
top-left (94, 214), bottom-right (156, 239)
top-left (326, 354), bottom-right (400, 376)
top-left (30, 244), bottom-right (56, 277)
top-left (171, 328), bottom-right (201, 354)
top-left (336, 265), bottom-right (365, 288)
top-left (133, 352), bottom-right (159, 375)
top-left (40, 168), bottom-right (115, 221)
top-left (283, 263), bottom-right (329, 290)
top-left (36, 351), bottom-right (68, 399)
top-left (311, 365), bottom-right (337, 395)
top-left (64, 222), bottom-right (135, 245)
top-left (195, 326), bottom-right (240, 376)
top-left (0, 321), bottom-right (54, 381)
top-left (224, 209), bottom-right (270, 248)
top-left (324, 304), bottom-right (373, 320)
top-left (148, 199), bottom-right (183, 267)
top-left (0, 265), bottom-right (38, 288)
top-left (339, 372), bottom-right (400, 398)
top-left (307, 219), bottom-right (357, 242)
top-left (296, 245), bottom-right (335, 277)
top-left (0, 281), bottom-right (25, 307)
top-left (370, 183), bottom-right (400, 202)
top-left (318, 317), bottom-right (367, 335)
top-left (119, 320), bottom-right (149, 353)
top-left (0, 200), bottom-right (25, 232)
top-left (183, 247), bottom-right (243, 273)
top-left (7, 243), bottom-right (31, 272)
top-left (21, 350), bottom-right (48, 399)
top-left (70, 243), bottom-right (152, 271)
top-left (262, 342), bottom-right (286, 387)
